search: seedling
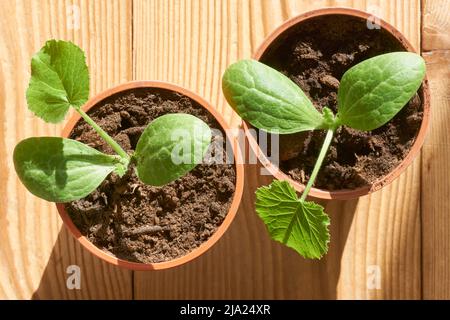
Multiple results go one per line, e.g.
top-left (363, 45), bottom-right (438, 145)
top-left (14, 40), bottom-right (211, 202)
top-left (223, 52), bottom-right (425, 259)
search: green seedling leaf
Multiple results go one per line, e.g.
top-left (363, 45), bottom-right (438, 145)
top-left (14, 137), bottom-right (121, 202)
top-left (26, 40), bottom-right (89, 123)
top-left (337, 52), bottom-right (425, 131)
top-left (222, 59), bottom-right (325, 134)
top-left (135, 113), bottom-right (212, 186)
top-left (255, 180), bottom-right (330, 259)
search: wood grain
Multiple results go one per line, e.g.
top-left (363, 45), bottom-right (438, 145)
top-left (1, 0), bottom-right (437, 300)
top-left (133, 0), bottom-right (422, 299)
top-left (0, 0), bottom-right (133, 299)
top-left (422, 0), bottom-right (450, 51)
top-left (421, 0), bottom-right (450, 299)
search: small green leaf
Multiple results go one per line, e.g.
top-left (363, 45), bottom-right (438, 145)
top-left (321, 107), bottom-right (339, 130)
top-left (337, 52), bottom-right (425, 131)
top-left (14, 137), bottom-right (120, 202)
top-left (26, 40), bottom-right (90, 123)
top-left (135, 114), bottom-right (211, 186)
top-left (255, 180), bottom-right (330, 259)
top-left (222, 59), bottom-right (324, 134)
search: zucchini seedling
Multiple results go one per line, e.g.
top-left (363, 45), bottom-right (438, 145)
top-left (222, 52), bottom-right (425, 259)
top-left (14, 40), bottom-right (211, 202)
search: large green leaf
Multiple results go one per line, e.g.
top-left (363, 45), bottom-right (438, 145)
top-left (337, 52), bottom-right (425, 131)
top-left (222, 59), bottom-right (324, 134)
top-left (14, 137), bottom-right (121, 202)
top-left (134, 114), bottom-right (211, 186)
top-left (255, 180), bottom-right (330, 259)
top-left (26, 40), bottom-right (90, 123)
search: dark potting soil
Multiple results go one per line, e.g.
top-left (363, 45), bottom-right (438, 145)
top-left (260, 14), bottom-right (424, 190)
top-left (65, 88), bottom-right (236, 263)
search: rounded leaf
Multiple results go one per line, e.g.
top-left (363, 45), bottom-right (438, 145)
top-left (14, 137), bottom-right (120, 202)
top-left (222, 59), bottom-right (324, 134)
top-left (134, 114), bottom-right (212, 186)
top-left (337, 52), bottom-right (426, 131)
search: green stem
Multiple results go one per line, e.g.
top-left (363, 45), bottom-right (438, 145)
top-left (300, 129), bottom-right (335, 202)
top-left (77, 108), bottom-right (130, 160)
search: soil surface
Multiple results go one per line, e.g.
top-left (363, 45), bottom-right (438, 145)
top-left (260, 14), bottom-right (424, 190)
top-left (65, 88), bottom-right (236, 263)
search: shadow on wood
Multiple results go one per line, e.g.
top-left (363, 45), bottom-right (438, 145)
top-left (31, 162), bottom-right (358, 299)
top-left (31, 226), bottom-right (132, 299)
top-left (133, 163), bottom-right (359, 299)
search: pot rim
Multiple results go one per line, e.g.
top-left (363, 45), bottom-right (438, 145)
top-left (248, 7), bottom-right (430, 200)
top-left (57, 80), bottom-right (244, 270)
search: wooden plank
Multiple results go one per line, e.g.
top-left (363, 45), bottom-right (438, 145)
top-left (422, 0), bottom-right (450, 51)
top-left (422, 52), bottom-right (450, 299)
top-left (133, 0), bottom-right (422, 299)
top-left (421, 0), bottom-right (450, 299)
top-left (0, 0), bottom-right (133, 299)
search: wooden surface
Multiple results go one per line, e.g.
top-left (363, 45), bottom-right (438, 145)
top-left (0, 0), bottom-right (448, 299)
top-left (0, 0), bottom-right (133, 299)
top-left (422, 0), bottom-right (450, 299)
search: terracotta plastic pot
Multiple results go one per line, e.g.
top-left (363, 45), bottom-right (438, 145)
top-left (246, 7), bottom-right (430, 200)
top-left (56, 81), bottom-right (244, 270)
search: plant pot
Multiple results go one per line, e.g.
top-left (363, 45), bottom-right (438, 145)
top-left (245, 7), bottom-right (430, 200)
top-left (56, 81), bottom-right (244, 270)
